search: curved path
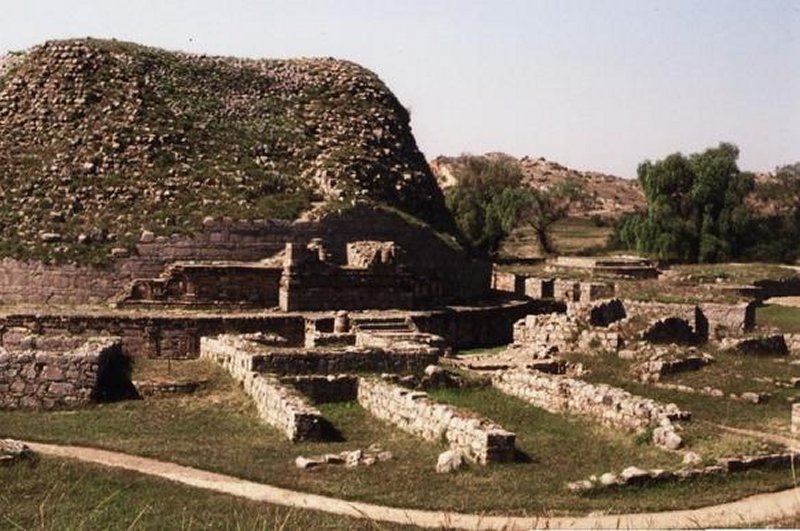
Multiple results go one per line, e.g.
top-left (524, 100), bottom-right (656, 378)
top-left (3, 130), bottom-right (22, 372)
top-left (23, 441), bottom-right (800, 530)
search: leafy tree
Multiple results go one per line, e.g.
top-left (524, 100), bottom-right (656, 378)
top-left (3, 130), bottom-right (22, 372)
top-left (517, 178), bottom-right (587, 255)
top-left (614, 143), bottom-right (756, 263)
top-left (444, 155), bottom-right (529, 256)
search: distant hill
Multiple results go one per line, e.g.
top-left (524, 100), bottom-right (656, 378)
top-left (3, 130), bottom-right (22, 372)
top-left (0, 38), bottom-right (454, 263)
top-left (430, 153), bottom-right (646, 219)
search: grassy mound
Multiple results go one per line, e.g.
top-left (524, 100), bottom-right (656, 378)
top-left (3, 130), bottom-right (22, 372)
top-left (0, 38), bottom-right (453, 264)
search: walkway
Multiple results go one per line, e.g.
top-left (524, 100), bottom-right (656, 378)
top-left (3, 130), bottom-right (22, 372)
top-left (24, 441), bottom-right (800, 530)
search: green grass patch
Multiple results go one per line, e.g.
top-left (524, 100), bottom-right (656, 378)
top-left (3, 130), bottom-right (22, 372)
top-left (0, 457), bottom-right (390, 530)
top-left (1, 359), bottom-right (799, 516)
top-left (757, 304), bottom-right (800, 333)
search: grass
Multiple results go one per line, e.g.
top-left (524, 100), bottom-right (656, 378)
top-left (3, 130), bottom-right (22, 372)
top-left (499, 217), bottom-right (612, 260)
top-left (0, 457), bottom-right (397, 530)
top-left (2, 358), bottom-right (799, 517)
top-left (758, 304), bottom-right (800, 333)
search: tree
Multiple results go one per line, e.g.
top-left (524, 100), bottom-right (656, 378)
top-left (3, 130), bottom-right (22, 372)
top-left (614, 143), bottom-right (755, 263)
top-left (444, 155), bottom-right (529, 256)
top-left (517, 179), bottom-right (587, 255)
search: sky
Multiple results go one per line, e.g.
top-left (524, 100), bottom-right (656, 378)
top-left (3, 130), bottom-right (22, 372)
top-left (1, 0), bottom-right (798, 177)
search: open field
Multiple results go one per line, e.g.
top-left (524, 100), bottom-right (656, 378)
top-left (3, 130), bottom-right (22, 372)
top-left (0, 457), bottom-right (391, 530)
top-left (499, 217), bottom-right (613, 259)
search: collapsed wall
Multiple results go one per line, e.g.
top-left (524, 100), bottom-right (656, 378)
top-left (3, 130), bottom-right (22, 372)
top-left (200, 336), bottom-right (325, 441)
top-left (492, 369), bottom-right (689, 431)
top-left (0, 338), bottom-right (131, 409)
top-left (357, 377), bottom-right (516, 464)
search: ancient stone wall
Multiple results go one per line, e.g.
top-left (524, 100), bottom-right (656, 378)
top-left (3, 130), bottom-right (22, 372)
top-left (0, 312), bottom-right (306, 359)
top-left (492, 369), bottom-right (689, 431)
top-left (122, 263), bottom-right (282, 308)
top-left (0, 338), bottom-right (122, 410)
top-left (280, 375), bottom-right (358, 403)
top-left (412, 299), bottom-right (564, 350)
top-left (200, 334), bottom-right (440, 375)
top-left (199, 336), bottom-right (324, 441)
top-left (357, 377), bottom-right (516, 464)
top-left (512, 314), bottom-right (579, 354)
top-left (0, 205), bottom-right (491, 305)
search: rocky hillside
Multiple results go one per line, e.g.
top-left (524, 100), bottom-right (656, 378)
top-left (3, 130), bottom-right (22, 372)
top-left (0, 39), bottom-right (453, 264)
top-left (430, 153), bottom-right (645, 218)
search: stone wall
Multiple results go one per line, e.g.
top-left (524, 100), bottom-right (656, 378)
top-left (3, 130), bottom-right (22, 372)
top-left (278, 242), bottom-right (418, 311)
top-left (412, 299), bottom-right (564, 350)
top-left (357, 377), bottom-right (516, 464)
top-left (199, 336), bottom-right (324, 441)
top-left (120, 262), bottom-right (282, 308)
top-left (280, 375), bottom-right (358, 403)
top-left (512, 313), bottom-right (579, 354)
top-left (0, 312), bottom-right (307, 360)
top-left (492, 369), bottom-right (689, 431)
top-left (0, 338), bottom-right (126, 409)
top-left (0, 205), bottom-right (491, 305)
top-left (200, 334), bottom-right (440, 375)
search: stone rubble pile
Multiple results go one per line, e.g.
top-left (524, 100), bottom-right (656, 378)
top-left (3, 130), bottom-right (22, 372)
top-left (0, 439), bottom-right (37, 466)
top-left (567, 452), bottom-right (798, 492)
top-left (295, 444), bottom-right (392, 469)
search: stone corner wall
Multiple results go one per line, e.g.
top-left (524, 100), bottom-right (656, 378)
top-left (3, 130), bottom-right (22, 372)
top-left (200, 335), bottom-right (324, 441)
top-left (357, 377), bottom-right (516, 464)
top-left (0, 337), bottom-right (124, 410)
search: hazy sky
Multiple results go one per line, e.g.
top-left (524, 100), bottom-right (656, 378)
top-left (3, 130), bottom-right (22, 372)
top-left (2, 0), bottom-right (798, 177)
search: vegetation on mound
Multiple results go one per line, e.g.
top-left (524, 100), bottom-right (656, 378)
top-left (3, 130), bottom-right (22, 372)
top-left (0, 38), bottom-right (455, 264)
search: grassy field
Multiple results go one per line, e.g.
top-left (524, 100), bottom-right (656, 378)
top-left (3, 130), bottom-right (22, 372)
top-left (2, 358), bottom-right (799, 517)
top-left (499, 217), bottom-right (612, 259)
top-left (758, 304), bottom-right (800, 334)
top-left (0, 457), bottom-right (393, 530)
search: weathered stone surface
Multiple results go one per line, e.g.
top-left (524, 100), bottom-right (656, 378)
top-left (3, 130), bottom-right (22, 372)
top-left (357, 377), bottom-right (516, 465)
top-left (0, 439), bottom-right (37, 466)
top-left (436, 450), bottom-right (463, 473)
top-left (0, 338), bottom-right (125, 410)
top-left (492, 369), bottom-right (690, 432)
top-left (722, 335), bottom-right (789, 357)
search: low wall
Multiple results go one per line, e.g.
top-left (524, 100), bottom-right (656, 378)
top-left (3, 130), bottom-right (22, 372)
top-left (357, 378), bottom-right (516, 464)
top-left (412, 299), bottom-right (564, 350)
top-left (200, 336), bottom-right (324, 441)
top-left (200, 334), bottom-right (439, 375)
top-left (492, 369), bottom-right (689, 430)
top-left (0, 338), bottom-right (125, 410)
top-left (0, 312), bottom-right (306, 359)
top-left (280, 375), bottom-right (359, 403)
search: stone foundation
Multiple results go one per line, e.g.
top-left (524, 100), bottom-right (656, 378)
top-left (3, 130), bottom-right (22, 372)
top-left (0, 338), bottom-right (128, 410)
top-left (200, 336), bottom-right (324, 441)
top-left (357, 377), bottom-right (516, 464)
top-left (200, 334), bottom-right (440, 375)
top-left (492, 369), bottom-right (689, 431)
top-left (281, 374), bottom-right (359, 403)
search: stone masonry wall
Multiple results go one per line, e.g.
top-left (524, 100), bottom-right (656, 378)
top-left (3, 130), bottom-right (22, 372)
top-left (0, 205), bottom-right (490, 305)
top-left (357, 377), bottom-right (516, 464)
top-left (201, 334), bottom-right (439, 375)
top-left (0, 338), bottom-right (121, 410)
top-left (199, 336), bottom-right (324, 441)
top-left (492, 369), bottom-right (689, 431)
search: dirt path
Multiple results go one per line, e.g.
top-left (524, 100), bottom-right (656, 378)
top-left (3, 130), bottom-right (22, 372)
top-left (22, 441), bottom-right (800, 530)
top-left (768, 296), bottom-right (800, 308)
